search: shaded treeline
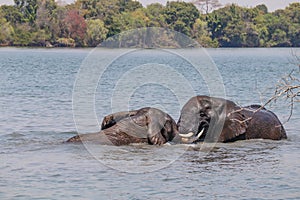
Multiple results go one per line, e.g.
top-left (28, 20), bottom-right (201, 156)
top-left (0, 0), bottom-right (299, 47)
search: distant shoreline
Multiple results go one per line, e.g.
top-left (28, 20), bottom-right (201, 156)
top-left (0, 45), bottom-right (299, 49)
top-left (1, 1), bottom-right (299, 48)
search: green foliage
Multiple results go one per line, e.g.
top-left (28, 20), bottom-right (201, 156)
top-left (164, 1), bottom-right (199, 36)
top-left (50, 5), bottom-right (67, 40)
top-left (35, 0), bottom-right (57, 41)
top-left (0, 1), bottom-right (299, 47)
top-left (31, 29), bottom-right (51, 46)
top-left (0, 16), bottom-right (15, 45)
top-left (207, 3), bottom-right (300, 47)
top-left (145, 3), bottom-right (165, 27)
top-left (86, 19), bottom-right (108, 46)
top-left (119, 0), bottom-right (143, 12)
top-left (14, 0), bottom-right (38, 24)
top-left (13, 23), bottom-right (34, 46)
top-left (119, 9), bottom-right (149, 30)
top-left (1, 5), bottom-right (24, 24)
top-left (56, 37), bottom-right (75, 47)
top-left (192, 18), bottom-right (217, 47)
top-left (255, 4), bottom-right (268, 14)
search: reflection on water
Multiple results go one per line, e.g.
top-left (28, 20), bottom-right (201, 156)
top-left (0, 48), bottom-right (299, 199)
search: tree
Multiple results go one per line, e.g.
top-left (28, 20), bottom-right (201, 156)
top-left (145, 3), bottom-right (166, 27)
top-left (263, 12), bottom-right (291, 47)
top-left (207, 4), bottom-right (269, 47)
top-left (269, 29), bottom-right (290, 47)
top-left (36, 0), bottom-right (57, 29)
top-left (94, 0), bottom-right (122, 37)
top-left (192, 0), bottom-right (222, 14)
top-left (0, 15), bottom-right (14, 45)
top-left (219, 21), bottom-right (246, 47)
top-left (13, 23), bottom-right (34, 46)
top-left (0, 5), bottom-right (24, 24)
top-left (283, 3), bottom-right (300, 47)
top-left (192, 18), bottom-right (218, 47)
top-left (119, 8), bottom-right (149, 30)
top-left (255, 4), bottom-right (268, 14)
top-left (207, 4), bottom-right (243, 46)
top-left (64, 9), bottom-right (87, 46)
top-left (0, 0), bottom-right (299, 47)
top-left (14, 0), bottom-right (38, 24)
top-left (164, 1), bottom-right (199, 36)
top-left (86, 19), bottom-right (108, 46)
top-left (79, 0), bottom-right (99, 18)
top-left (31, 29), bottom-right (51, 46)
top-left (34, 0), bottom-right (58, 45)
top-left (243, 23), bottom-right (259, 47)
top-left (49, 5), bottom-right (67, 41)
top-left (119, 0), bottom-right (143, 12)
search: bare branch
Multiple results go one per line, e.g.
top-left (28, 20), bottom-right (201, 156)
top-left (192, 0), bottom-right (222, 14)
top-left (262, 52), bottom-right (300, 122)
top-left (230, 51), bottom-right (299, 125)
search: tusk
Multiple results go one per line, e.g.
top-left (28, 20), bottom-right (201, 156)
top-left (179, 132), bottom-right (194, 138)
top-left (196, 128), bottom-right (205, 139)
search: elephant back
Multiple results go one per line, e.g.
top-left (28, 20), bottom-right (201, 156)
top-left (245, 108), bottom-right (287, 140)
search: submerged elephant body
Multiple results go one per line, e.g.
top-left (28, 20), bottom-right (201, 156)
top-left (177, 96), bottom-right (287, 143)
top-left (238, 105), bottom-right (287, 141)
top-left (67, 107), bottom-right (179, 145)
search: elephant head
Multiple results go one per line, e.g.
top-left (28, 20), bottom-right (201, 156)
top-left (177, 96), bottom-right (248, 143)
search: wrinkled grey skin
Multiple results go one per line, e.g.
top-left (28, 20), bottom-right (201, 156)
top-left (67, 107), bottom-right (180, 145)
top-left (177, 96), bottom-right (287, 143)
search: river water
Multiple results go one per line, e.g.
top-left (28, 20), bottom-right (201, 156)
top-left (0, 48), bottom-right (299, 199)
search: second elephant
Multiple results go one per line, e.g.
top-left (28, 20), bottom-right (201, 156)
top-left (177, 96), bottom-right (287, 143)
top-left (67, 107), bottom-right (179, 145)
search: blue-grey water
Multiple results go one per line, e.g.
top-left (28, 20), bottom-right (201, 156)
top-left (0, 48), bottom-right (299, 199)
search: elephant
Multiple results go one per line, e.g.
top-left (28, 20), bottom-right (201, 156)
top-left (66, 107), bottom-right (180, 145)
top-left (177, 96), bottom-right (287, 143)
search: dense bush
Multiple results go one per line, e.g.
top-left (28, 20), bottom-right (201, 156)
top-left (0, 0), bottom-right (299, 47)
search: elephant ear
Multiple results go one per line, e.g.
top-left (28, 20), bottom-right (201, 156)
top-left (146, 109), bottom-right (168, 145)
top-left (101, 110), bottom-right (138, 130)
top-left (220, 108), bottom-right (248, 142)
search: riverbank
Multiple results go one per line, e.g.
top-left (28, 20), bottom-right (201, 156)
top-left (1, 1), bottom-right (299, 48)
